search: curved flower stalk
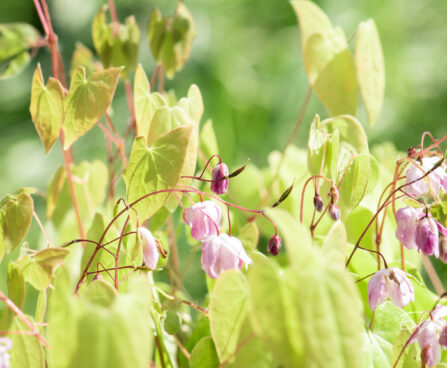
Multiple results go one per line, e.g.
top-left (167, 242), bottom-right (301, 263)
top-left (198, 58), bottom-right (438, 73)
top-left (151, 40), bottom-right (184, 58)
top-left (201, 234), bottom-right (252, 279)
top-left (368, 267), bottom-right (414, 310)
top-left (406, 156), bottom-right (447, 198)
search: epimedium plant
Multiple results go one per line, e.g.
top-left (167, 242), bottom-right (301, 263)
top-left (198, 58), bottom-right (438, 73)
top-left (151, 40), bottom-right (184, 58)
top-left (0, 0), bottom-right (446, 367)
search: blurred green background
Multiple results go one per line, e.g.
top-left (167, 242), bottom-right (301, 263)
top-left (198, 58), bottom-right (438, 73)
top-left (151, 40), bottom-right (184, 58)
top-left (1, 0), bottom-right (447, 196)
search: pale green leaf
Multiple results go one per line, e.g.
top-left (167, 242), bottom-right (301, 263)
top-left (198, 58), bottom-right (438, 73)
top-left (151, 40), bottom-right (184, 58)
top-left (63, 66), bottom-right (121, 149)
top-left (314, 48), bottom-right (357, 116)
top-left (360, 331), bottom-right (392, 368)
top-left (9, 316), bottom-right (44, 368)
top-left (238, 222), bottom-right (259, 250)
top-left (29, 64), bottom-right (64, 153)
top-left (178, 84), bottom-right (204, 124)
top-left (321, 221), bottom-right (347, 263)
top-left (133, 65), bottom-right (167, 139)
top-left (70, 42), bottom-right (98, 78)
top-left (123, 126), bottom-right (192, 222)
top-left (290, 0), bottom-right (333, 52)
top-left (355, 19), bottom-right (385, 126)
top-left (0, 23), bottom-right (40, 79)
top-left (189, 337), bottom-right (220, 368)
top-left (46, 166), bottom-right (66, 218)
top-left (209, 270), bottom-right (249, 362)
top-left (199, 119), bottom-right (219, 160)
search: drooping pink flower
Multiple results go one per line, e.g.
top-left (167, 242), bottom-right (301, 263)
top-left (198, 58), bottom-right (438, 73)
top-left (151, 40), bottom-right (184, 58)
top-left (201, 234), bottom-right (252, 279)
top-left (406, 156), bottom-right (447, 198)
top-left (409, 305), bottom-right (447, 367)
top-left (416, 217), bottom-right (440, 257)
top-left (0, 337), bottom-right (11, 368)
top-left (368, 267), bottom-right (414, 310)
top-left (328, 203), bottom-right (340, 221)
top-left (138, 227), bottom-right (159, 270)
top-left (395, 206), bottom-right (424, 249)
top-left (210, 163), bottom-right (229, 195)
top-left (183, 201), bottom-right (222, 241)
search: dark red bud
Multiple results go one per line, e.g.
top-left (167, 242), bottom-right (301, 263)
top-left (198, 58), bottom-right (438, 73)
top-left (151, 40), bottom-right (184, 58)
top-left (210, 163), bottom-right (229, 195)
top-left (328, 203), bottom-right (340, 221)
top-left (313, 194), bottom-right (324, 212)
top-left (267, 235), bottom-right (281, 256)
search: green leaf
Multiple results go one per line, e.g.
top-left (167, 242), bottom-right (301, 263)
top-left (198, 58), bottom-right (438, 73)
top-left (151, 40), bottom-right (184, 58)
top-left (355, 19), bottom-right (385, 126)
top-left (79, 279), bottom-right (117, 308)
top-left (164, 309), bottom-right (181, 335)
top-left (0, 191), bottom-right (34, 256)
top-left (209, 270), bottom-right (249, 362)
top-left (133, 65), bottom-right (167, 139)
top-left (199, 119), bottom-right (219, 160)
top-left (178, 84), bottom-right (204, 124)
top-left (62, 66), bottom-right (121, 149)
top-left (290, 0), bottom-right (333, 52)
top-left (17, 247), bottom-right (69, 290)
top-left (70, 42), bottom-right (98, 78)
top-left (29, 64), bottom-right (64, 153)
top-left (0, 23), bottom-right (40, 79)
top-left (190, 337), bottom-right (220, 368)
top-left (7, 262), bottom-right (25, 308)
top-left (360, 331), bottom-right (392, 368)
top-left (9, 316), bottom-right (44, 368)
top-left (248, 258), bottom-right (304, 367)
top-left (321, 221), bottom-right (347, 264)
top-left (147, 4), bottom-right (196, 78)
top-left (314, 48), bottom-right (357, 116)
top-left (390, 329), bottom-right (420, 368)
top-left (238, 222), bottom-right (259, 250)
top-left (123, 126), bottom-right (192, 222)
top-left (92, 7), bottom-right (140, 78)
top-left (338, 153), bottom-right (371, 211)
top-left (48, 161), bottom-right (109, 230)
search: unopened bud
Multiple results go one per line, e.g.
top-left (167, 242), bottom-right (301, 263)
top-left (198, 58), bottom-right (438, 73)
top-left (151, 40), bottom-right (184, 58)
top-left (210, 163), bottom-right (229, 195)
top-left (328, 203), bottom-right (340, 221)
top-left (267, 235), bottom-right (281, 256)
top-left (329, 186), bottom-right (339, 204)
top-left (93, 273), bottom-right (104, 281)
top-left (313, 194), bottom-right (324, 212)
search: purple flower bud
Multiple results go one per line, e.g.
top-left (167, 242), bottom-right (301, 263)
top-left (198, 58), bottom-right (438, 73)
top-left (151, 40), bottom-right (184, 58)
top-left (201, 234), bottom-right (252, 279)
top-left (313, 194), bottom-right (324, 212)
top-left (138, 227), bottom-right (159, 270)
top-left (210, 163), bottom-right (229, 195)
top-left (406, 156), bottom-right (447, 197)
top-left (368, 268), bottom-right (414, 310)
top-left (409, 305), bottom-right (447, 367)
top-left (416, 217), bottom-right (440, 257)
top-left (267, 235), bottom-right (281, 256)
top-left (439, 325), bottom-right (447, 348)
top-left (183, 201), bottom-right (222, 241)
top-left (395, 206), bottom-right (423, 249)
top-left (328, 203), bottom-right (340, 221)
top-left (329, 186), bottom-right (339, 204)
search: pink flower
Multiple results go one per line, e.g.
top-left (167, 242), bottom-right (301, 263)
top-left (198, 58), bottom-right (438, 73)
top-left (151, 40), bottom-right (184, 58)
top-left (368, 268), bottom-right (414, 310)
top-left (406, 156), bottom-right (447, 198)
top-left (183, 201), bottom-right (222, 241)
top-left (201, 234), bottom-right (252, 279)
top-left (210, 163), bottom-right (229, 195)
top-left (416, 217), bottom-right (440, 257)
top-left (0, 337), bottom-right (11, 368)
top-left (396, 206), bottom-right (424, 249)
top-left (409, 305), bottom-right (447, 367)
top-left (138, 227), bottom-right (159, 270)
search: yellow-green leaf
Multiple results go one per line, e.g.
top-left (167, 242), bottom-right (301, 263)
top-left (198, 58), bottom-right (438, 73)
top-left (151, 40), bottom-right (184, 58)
top-left (62, 66), bottom-right (121, 149)
top-left (355, 19), bottom-right (385, 126)
top-left (29, 64), bottom-right (64, 153)
top-left (123, 126), bottom-right (192, 222)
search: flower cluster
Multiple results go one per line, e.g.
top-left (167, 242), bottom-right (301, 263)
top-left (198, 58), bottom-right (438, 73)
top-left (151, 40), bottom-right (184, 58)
top-left (395, 207), bottom-right (447, 260)
top-left (368, 267), bottom-right (414, 310)
top-left (183, 201), bottom-right (252, 279)
top-left (409, 305), bottom-right (447, 367)
top-left (406, 156), bottom-right (447, 198)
